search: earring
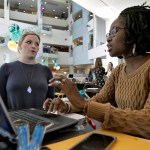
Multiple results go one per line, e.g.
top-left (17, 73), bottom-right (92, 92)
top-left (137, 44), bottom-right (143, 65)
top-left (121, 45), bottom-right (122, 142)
top-left (132, 44), bottom-right (136, 56)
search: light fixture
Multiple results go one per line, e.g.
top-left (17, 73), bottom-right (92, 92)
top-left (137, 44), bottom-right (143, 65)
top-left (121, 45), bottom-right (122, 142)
top-left (7, 41), bottom-right (18, 52)
top-left (56, 66), bottom-right (60, 70)
top-left (8, 23), bottom-right (22, 52)
top-left (52, 59), bottom-right (60, 70)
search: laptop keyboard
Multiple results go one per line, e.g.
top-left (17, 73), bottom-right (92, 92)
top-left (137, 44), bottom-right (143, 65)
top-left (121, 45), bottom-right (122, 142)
top-left (9, 110), bottom-right (53, 133)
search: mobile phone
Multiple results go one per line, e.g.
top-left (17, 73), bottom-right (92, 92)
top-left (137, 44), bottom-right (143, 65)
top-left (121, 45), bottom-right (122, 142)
top-left (69, 132), bottom-right (117, 150)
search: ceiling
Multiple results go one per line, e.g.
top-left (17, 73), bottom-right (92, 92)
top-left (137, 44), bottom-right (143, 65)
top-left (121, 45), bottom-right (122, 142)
top-left (73, 0), bottom-right (150, 20)
top-left (0, 0), bottom-right (149, 20)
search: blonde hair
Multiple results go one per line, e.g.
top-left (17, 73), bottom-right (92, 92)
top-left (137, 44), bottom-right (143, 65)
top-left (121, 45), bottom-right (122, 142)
top-left (17, 31), bottom-right (40, 53)
top-left (95, 58), bottom-right (102, 68)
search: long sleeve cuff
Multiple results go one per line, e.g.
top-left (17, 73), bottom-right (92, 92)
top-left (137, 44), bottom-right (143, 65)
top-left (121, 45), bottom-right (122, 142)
top-left (87, 101), bottom-right (111, 123)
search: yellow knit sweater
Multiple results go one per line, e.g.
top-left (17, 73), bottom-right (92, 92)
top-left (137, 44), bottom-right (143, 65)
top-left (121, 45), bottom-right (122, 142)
top-left (86, 58), bottom-right (150, 139)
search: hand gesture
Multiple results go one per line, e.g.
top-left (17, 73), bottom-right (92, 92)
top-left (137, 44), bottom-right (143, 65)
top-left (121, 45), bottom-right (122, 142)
top-left (43, 97), bottom-right (69, 114)
top-left (48, 75), bottom-right (85, 110)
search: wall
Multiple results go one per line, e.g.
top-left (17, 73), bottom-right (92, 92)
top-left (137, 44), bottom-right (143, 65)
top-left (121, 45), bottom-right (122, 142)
top-left (0, 18), bottom-right (9, 35)
top-left (88, 43), bottom-right (106, 59)
top-left (87, 19), bottom-right (93, 32)
top-left (72, 1), bottom-right (82, 14)
top-left (72, 2), bottom-right (93, 66)
top-left (57, 52), bottom-right (73, 65)
top-left (0, 46), bottom-right (19, 65)
top-left (43, 16), bottom-right (67, 27)
top-left (10, 11), bottom-right (37, 23)
top-left (95, 16), bottom-right (106, 46)
top-left (73, 45), bottom-right (93, 65)
top-left (0, 9), bottom-right (4, 18)
top-left (0, 9), bottom-right (68, 28)
top-left (72, 18), bottom-right (83, 39)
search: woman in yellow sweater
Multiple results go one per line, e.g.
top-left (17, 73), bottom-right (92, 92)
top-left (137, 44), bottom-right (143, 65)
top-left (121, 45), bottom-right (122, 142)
top-left (43, 4), bottom-right (150, 139)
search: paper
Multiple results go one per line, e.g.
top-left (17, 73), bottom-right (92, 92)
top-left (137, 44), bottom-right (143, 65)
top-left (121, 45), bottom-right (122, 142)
top-left (51, 112), bottom-right (84, 121)
top-left (87, 88), bottom-right (98, 90)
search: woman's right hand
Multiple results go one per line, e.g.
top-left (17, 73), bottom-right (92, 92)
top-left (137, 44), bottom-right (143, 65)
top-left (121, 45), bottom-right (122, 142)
top-left (48, 75), bottom-right (85, 110)
top-left (43, 98), bottom-right (69, 114)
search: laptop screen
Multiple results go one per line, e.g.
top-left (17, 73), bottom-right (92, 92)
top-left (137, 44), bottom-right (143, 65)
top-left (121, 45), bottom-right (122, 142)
top-left (0, 105), bottom-right (14, 134)
top-left (0, 96), bottom-right (16, 138)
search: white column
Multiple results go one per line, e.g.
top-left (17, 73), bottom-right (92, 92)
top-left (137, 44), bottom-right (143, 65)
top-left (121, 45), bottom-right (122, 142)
top-left (4, 0), bottom-right (10, 22)
top-left (69, 65), bottom-right (74, 74)
top-left (68, 3), bottom-right (72, 34)
top-left (4, 0), bottom-right (10, 60)
top-left (93, 14), bottom-right (96, 48)
top-left (3, 52), bottom-right (10, 63)
top-left (37, 0), bottom-right (43, 60)
top-left (37, 0), bottom-right (43, 26)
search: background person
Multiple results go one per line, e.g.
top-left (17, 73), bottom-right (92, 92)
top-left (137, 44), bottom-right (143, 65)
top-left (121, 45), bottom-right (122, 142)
top-left (106, 62), bottom-right (114, 77)
top-left (0, 31), bottom-right (54, 110)
top-left (87, 70), bottom-right (93, 82)
top-left (93, 58), bottom-right (105, 90)
top-left (43, 4), bottom-right (150, 139)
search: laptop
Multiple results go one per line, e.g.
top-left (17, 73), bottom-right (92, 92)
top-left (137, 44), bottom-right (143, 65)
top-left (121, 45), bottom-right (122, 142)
top-left (0, 96), bottom-right (78, 143)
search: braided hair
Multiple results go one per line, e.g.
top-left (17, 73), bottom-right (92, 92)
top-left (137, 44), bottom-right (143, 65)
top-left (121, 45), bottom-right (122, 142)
top-left (119, 4), bottom-right (150, 55)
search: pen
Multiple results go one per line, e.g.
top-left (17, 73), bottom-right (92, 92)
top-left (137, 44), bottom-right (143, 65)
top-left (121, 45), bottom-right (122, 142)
top-left (88, 118), bottom-right (96, 129)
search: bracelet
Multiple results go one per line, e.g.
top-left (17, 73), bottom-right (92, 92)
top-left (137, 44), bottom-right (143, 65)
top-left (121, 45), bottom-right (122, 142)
top-left (83, 100), bottom-right (89, 115)
top-left (82, 101), bottom-right (90, 127)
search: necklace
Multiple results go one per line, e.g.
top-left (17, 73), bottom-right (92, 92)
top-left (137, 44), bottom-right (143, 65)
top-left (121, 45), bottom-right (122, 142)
top-left (20, 63), bottom-right (35, 94)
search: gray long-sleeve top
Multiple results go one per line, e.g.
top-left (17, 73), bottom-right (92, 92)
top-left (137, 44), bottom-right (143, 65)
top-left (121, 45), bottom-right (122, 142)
top-left (0, 61), bottom-right (54, 110)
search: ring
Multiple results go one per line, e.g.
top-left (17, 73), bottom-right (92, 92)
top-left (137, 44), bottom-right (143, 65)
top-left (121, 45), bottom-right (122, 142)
top-left (62, 78), bottom-right (67, 84)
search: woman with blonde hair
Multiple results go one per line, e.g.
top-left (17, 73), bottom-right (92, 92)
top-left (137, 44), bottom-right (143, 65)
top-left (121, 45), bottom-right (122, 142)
top-left (0, 31), bottom-right (54, 109)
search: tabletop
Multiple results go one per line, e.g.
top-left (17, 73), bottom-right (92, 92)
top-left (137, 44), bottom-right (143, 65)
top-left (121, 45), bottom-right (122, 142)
top-left (46, 129), bottom-right (150, 150)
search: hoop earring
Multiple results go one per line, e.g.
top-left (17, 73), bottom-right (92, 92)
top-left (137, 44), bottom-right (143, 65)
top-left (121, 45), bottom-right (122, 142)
top-left (132, 44), bottom-right (136, 56)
